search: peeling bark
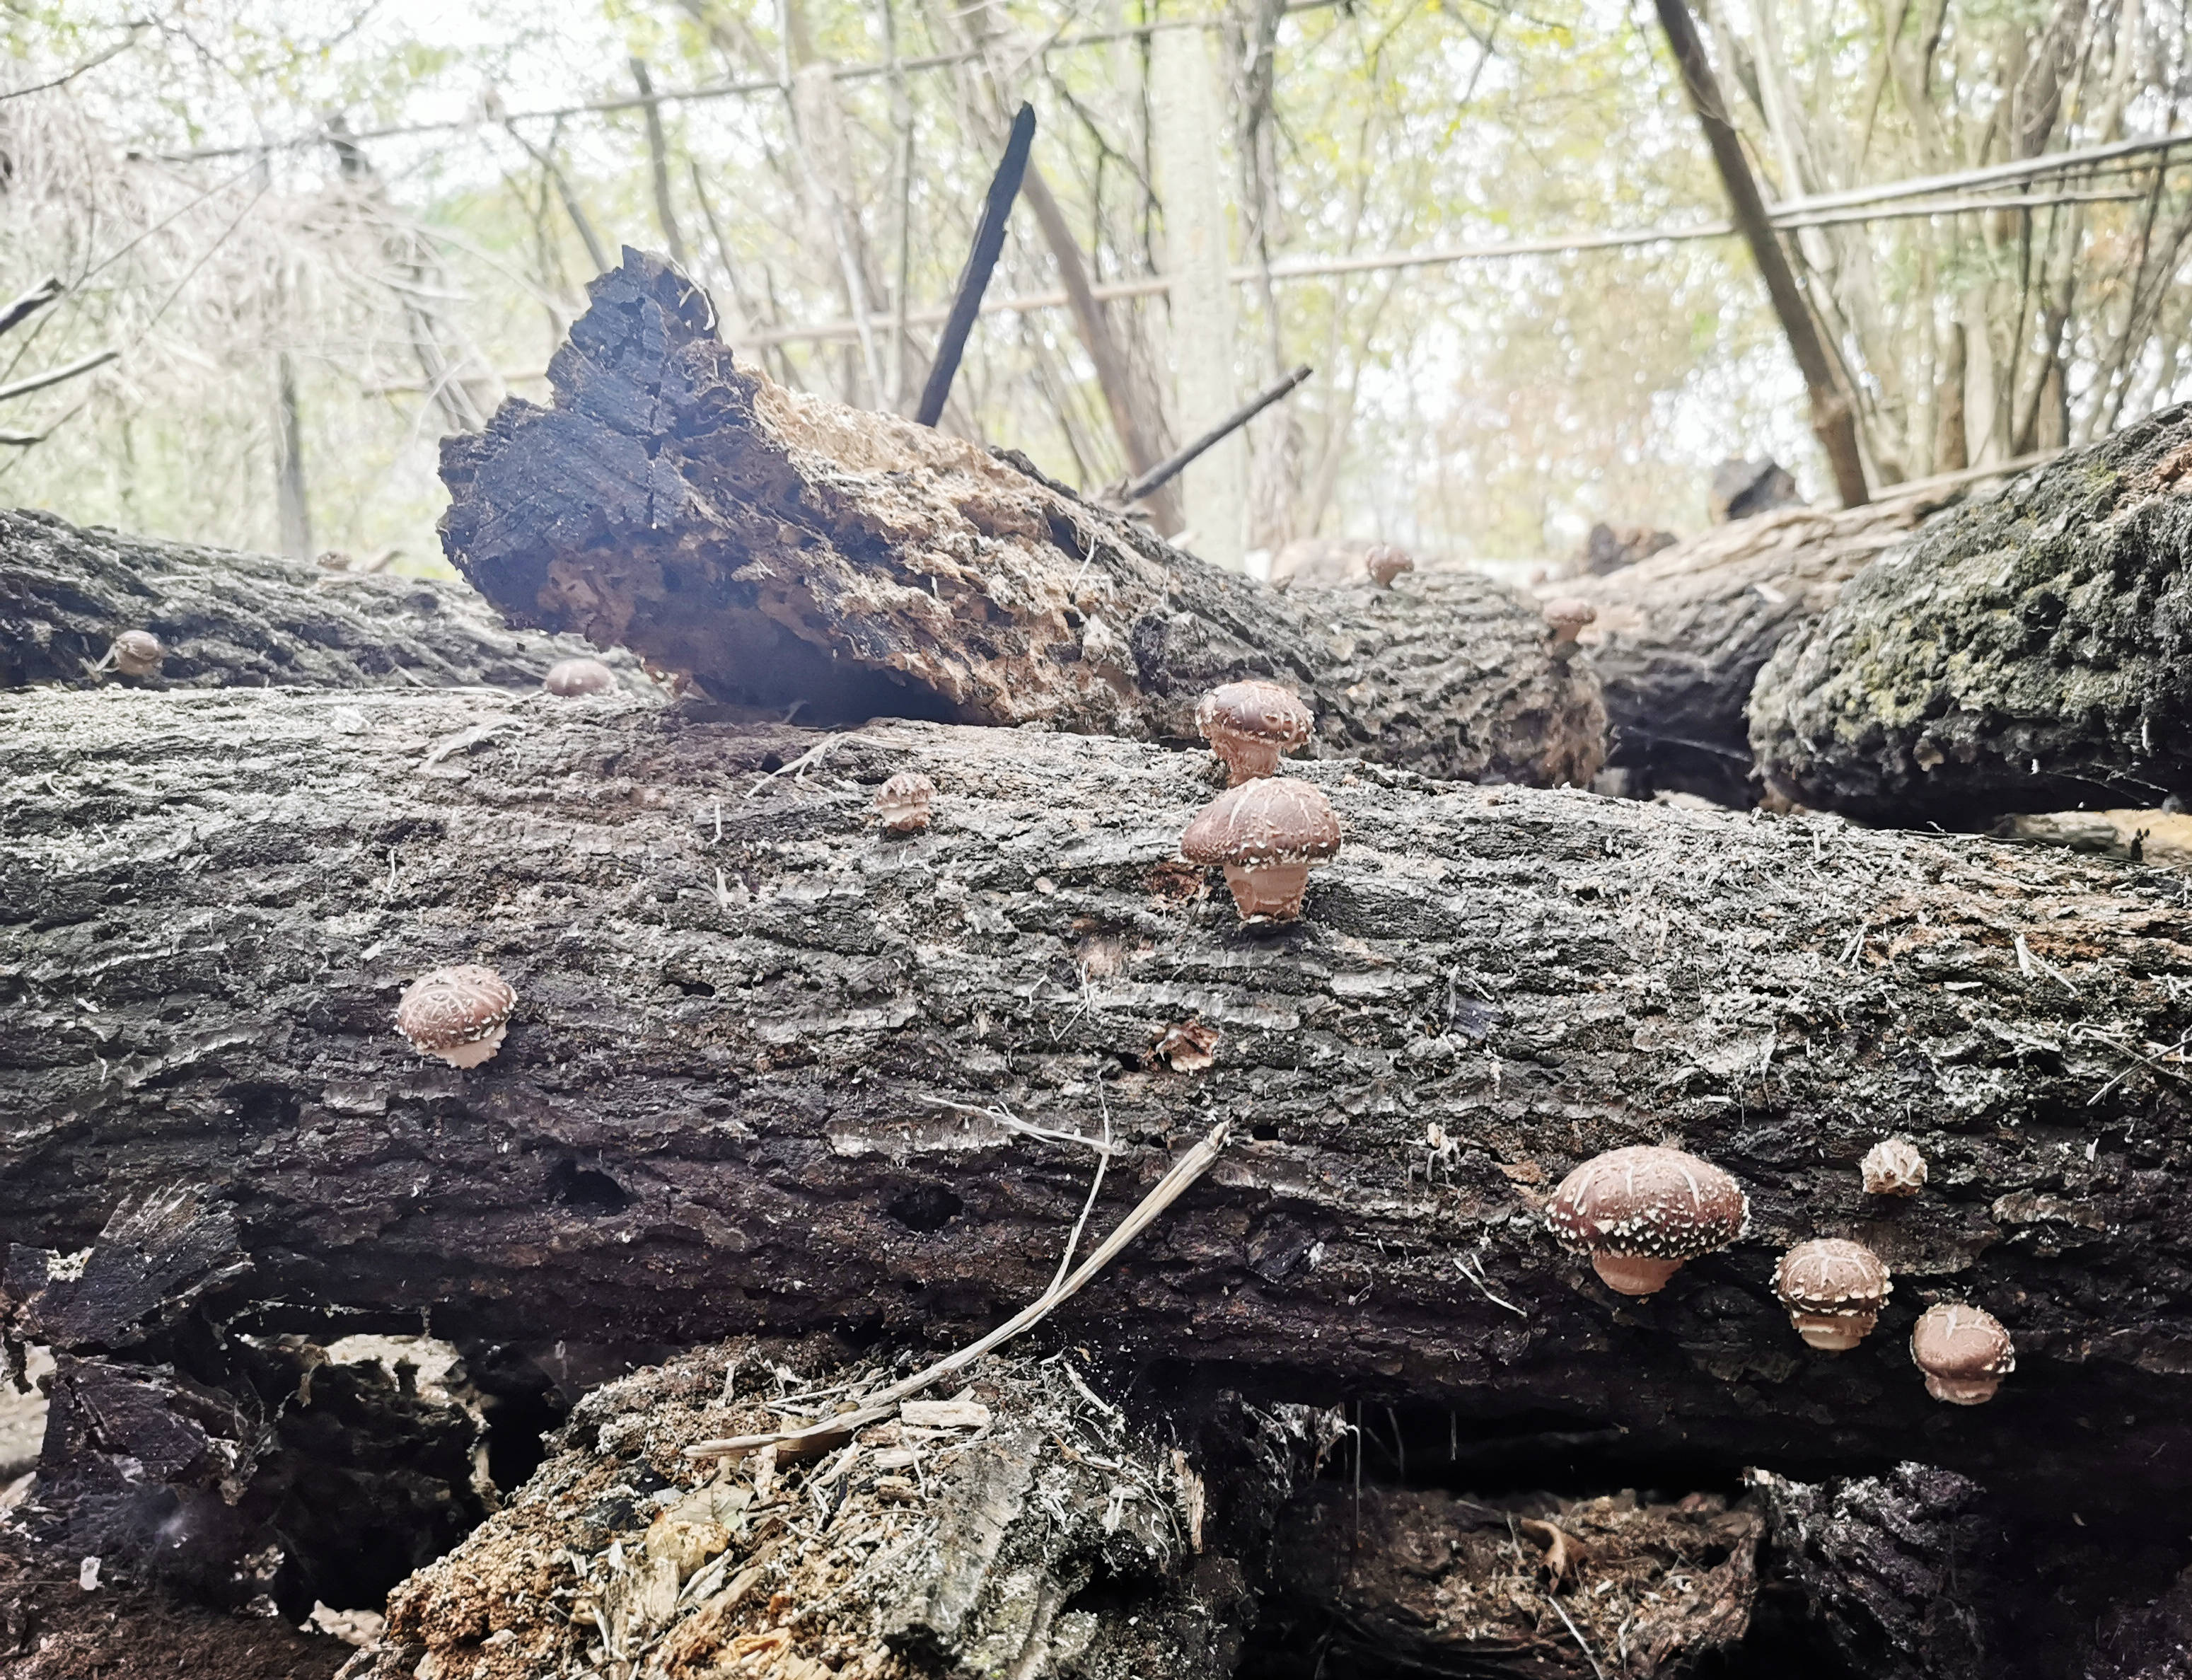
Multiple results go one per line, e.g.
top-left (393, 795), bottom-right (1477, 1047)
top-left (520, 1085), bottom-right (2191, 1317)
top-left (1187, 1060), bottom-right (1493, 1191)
top-left (1749, 408), bottom-right (2192, 823)
top-left (436, 251), bottom-right (1604, 789)
top-left (0, 504), bottom-right (639, 695)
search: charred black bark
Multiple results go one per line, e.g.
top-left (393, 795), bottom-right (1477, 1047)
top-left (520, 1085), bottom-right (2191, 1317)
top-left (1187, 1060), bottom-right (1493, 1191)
top-left (1749, 409), bottom-right (2192, 823)
top-left (0, 504), bottom-right (635, 695)
top-left (436, 250), bottom-right (1604, 789)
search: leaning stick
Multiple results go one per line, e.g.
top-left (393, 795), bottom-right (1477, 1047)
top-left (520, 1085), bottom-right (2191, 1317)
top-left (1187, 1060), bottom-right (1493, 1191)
top-left (683, 1118), bottom-right (1230, 1459)
top-left (1116, 362), bottom-right (1311, 506)
top-left (913, 101), bottom-right (1036, 428)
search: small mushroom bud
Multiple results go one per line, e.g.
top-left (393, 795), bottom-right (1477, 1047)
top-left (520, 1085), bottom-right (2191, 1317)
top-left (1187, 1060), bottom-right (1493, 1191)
top-left (1861, 1137), bottom-right (1927, 1197)
top-left (874, 771), bottom-right (936, 835)
top-left (1193, 681), bottom-right (1314, 785)
top-left (543, 657), bottom-right (617, 697)
top-left (1544, 1145), bottom-right (1749, 1296)
top-left (1543, 598), bottom-right (1597, 651)
top-left (1910, 1302), bottom-right (2014, 1405)
top-left (1364, 544), bottom-right (1415, 588)
top-left (110, 630), bottom-right (164, 677)
top-left (395, 965), bottom-right (518, 1069)
top-left (1179, 776), bottom-right (1341, 922)
top-left (1774, 1238), bottom-right (1892, 1350)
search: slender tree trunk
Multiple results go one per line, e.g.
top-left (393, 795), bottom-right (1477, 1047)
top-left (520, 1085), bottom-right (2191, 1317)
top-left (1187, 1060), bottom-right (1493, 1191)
top-left (630, 57), bottom-right (691, 270)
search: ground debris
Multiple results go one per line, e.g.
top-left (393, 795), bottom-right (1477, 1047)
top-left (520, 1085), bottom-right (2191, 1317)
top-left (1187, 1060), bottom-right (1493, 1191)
top-left (362, 1338), bottom-right (1231, 1680)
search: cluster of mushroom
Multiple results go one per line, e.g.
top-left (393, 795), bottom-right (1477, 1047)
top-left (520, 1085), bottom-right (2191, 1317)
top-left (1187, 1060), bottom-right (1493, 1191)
top-left (1178, 680), bottom-right (1340, 923)
top-left (1541, 1137), bottom-right (2013, 1405)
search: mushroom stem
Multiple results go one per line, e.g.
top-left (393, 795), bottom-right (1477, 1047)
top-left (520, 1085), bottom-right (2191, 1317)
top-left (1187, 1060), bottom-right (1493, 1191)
top-left (1222, 860), bottom-right (1310, 920)
top-left (1922, 1372), bottom-right (2002, 1406)
top-left (1209, 731), bottom-right (1284, 787)
top-left (1791, 1311), bottom-right (1877, 1352)
top-left (1590, 1253), bottom-right (1683, 1296)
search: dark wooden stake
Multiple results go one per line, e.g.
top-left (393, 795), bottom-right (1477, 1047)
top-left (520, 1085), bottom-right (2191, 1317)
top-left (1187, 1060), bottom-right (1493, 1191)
top-left (1119, 362), bottom-right (1312, 506)
top-left (915, 101), bottom-right (1036, 427)
top-left (1652, 0), bottom-right (1870, 508)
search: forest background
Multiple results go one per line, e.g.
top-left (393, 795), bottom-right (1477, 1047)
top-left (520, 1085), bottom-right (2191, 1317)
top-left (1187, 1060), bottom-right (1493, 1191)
top-left (1, 0), bottom-right (2188, 577)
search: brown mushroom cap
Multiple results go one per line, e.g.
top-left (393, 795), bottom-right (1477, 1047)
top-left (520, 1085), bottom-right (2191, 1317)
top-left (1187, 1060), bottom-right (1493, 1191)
top-left (1910, 1302), bottom-right (2014, 1404)
top-left (1861, 1137), bottom-right (1927, 1197)
top-left (111, 630), bottom-right (164, 676)
top-left (1545, 1145), bottom-right (1749, 1295)
top-left (1194, 682), bottom-right (1315, 785)
top-left (1364, 544), bottom-right (1415, 587)
top-left (395, 965), bottom-right (518, 1069)
top-left (1181, 777), bottom-right (1340, 869)
top-left (543, 657), bottom-right (617, 697)
top-left (875, 771), bottom-right (936, 835)
top-left (1543, 597), bottom-right (1598, 643)
top-left (1775, 1238), bottom-right (1891, 1350)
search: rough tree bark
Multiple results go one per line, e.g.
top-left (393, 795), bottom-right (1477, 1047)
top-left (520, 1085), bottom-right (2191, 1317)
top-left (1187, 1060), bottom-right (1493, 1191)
top-left (4, 685), bottom-right (2190, 1522)
top-left (1559, 492), bottom-right (1952, 805)
top-left (1749, 407), bottom-right (2192, 823)
top-left (0, 505), bottom-right (632, 693)
top-left (436, 251), bottom-right (1604, 789)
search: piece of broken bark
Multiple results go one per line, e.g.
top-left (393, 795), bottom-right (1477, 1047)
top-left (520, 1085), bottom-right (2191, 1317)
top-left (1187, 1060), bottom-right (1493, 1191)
top-left (363, 1338), bottom-right (1241, 1680)
top-left (1749, 407), bottom-right (2192, 824)
top-left (3, 686), bottom-right (2189, 1526)
top-left (1556, 489), bottom-right (1951, 805)
top-left (437, 250), bottom-right (1604, 787)
top-left (1997, 808), bottom-right (2192, 869)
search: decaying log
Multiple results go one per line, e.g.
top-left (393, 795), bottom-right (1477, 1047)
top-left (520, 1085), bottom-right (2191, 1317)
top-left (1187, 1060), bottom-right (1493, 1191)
top-left (1256, 1483), bottom-right (1760, 1677)
top-left (0, 504), bottom-right (637, 693)
top-left (4, 685), bottom-right (2191, 1541)
top-left (1749, 407), bottom-right (2192, 824)
top-left (437, 251), bottom-right (1604, 789)
top-left (361, 1338), bottom-right (1246, 1680)
top-left (1560, 490), bottom-right (1950, 805)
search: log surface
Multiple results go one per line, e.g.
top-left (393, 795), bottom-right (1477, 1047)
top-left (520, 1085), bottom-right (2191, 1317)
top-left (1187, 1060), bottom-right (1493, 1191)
top-left (4, 685), bottom-right (2191, 1523)
top-left (1749, 408), bottom-right (2192, 823)
top-left (0, 504), bottom-right (632, 695)
top-left (437, 251), bottom-right (1604, 788)
top-left (1561, 492), bottom-right (1947, 805)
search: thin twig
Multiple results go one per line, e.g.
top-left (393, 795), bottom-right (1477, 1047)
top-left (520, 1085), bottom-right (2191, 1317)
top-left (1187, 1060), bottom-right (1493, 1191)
top-left (1547, 1592), bottom-right (1608, 1680)
top-left (685, 1119), bottom-right (1230, 1457)
top-left (1048, 1078), bottom-right (1115, 1292)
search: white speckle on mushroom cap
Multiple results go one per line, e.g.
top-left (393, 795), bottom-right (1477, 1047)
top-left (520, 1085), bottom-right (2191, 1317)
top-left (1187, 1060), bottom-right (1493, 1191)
top-left (1193, 682), bottom-right (1315, 786)
top-left (1179, 777), bottom-right (1341, 920)
top-left (874, 771), bottom-right (936, 835)
top-left (395, 965), bottom-right (518, 1069)
top-left (1775, 1237), bottom-right (1892, 1350)
top-left (1910, 1302), bottom-right (2014, 1404)
top-left (1544, 1145), bottom-right (1749, 1295)
top-left (111, 630), bottom-right (164, 677)
top-left (543, 657), bottom-right (617, 697)
top-left (1862, 1137), bottom-right (1927, 1196)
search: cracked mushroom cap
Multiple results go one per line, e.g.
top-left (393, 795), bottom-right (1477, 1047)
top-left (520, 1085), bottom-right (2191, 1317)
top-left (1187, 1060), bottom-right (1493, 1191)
top-left (395, 965), bottom-right (518, 1069)
top-left (874, 771), bottom-right (936, 835)
top-left (1910, 1302), bottom-right (2014, 1404)
top-left (543, 656), bottom-right (617, 696)
top-left (1862, 1137), bottom-right (1927, 1196)
top-left (1180, 776), bottom-right (1341, 871)
top-left (1545, 1145), bottom-right (1749, 1295)
top-left (111, 630), bottom-right (164, 676)
top-left (1194, 681), bottom-right (1315, 784)
top-left (1774, 1238), bottom-right (1892, 1350)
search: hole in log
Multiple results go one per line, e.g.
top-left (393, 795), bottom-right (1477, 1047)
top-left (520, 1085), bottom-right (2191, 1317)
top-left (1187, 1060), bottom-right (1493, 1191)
top-left (547, 1159), bottom-right (630, 1215)
top-left (886, 1184), bottom-right (963, 1233)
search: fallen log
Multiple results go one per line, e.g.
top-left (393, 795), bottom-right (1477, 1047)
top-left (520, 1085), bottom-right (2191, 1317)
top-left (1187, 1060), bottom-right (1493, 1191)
top-left (1749, 407), bottom-right (2192, 823)
top-left (0, 504), bottom-right (635, 693)
top-left (1559, 491), bottom-right (1949, 806)
top-left (436, 250), bottom-right (1604, 789)
top-left (4, 684), bottom-right (2190, 1541)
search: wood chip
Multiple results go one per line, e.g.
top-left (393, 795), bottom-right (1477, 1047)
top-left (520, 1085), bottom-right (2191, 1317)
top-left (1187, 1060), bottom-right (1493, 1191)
top-left (900, 1398), bottom-right (990, 1429)
top-left (874, 1476), bottom-right (921, 1502)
